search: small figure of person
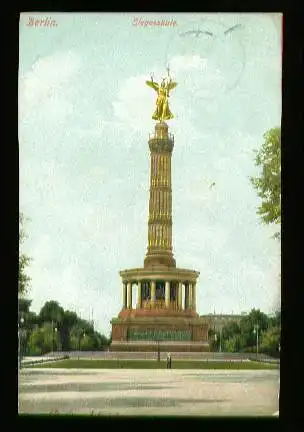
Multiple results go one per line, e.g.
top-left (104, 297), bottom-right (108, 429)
top-left (166, 352), bottom-right (172, 369)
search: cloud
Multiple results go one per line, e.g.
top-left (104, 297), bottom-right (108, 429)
top-left (170, 54), bottom-right (208, 71)
top-left (112, 73), bottom-right (156, 133)
top-left (19, 50), bottom-right (81, 122)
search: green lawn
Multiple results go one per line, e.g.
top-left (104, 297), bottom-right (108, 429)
top-left (27, 359), bottom-right (279, 370)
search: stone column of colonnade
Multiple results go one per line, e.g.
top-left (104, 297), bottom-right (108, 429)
top-left (178, 282), bottom-right (183, 309)
top-left (127, 282), bottom-right (132, 309)
top-left (151, 280), bottom-right (156, 307)
top-left (122, 279), bottom-right (197, 311)
top-left (137, 281), bottom-right (142, 309)
top-left (122, 282), bottom-right (127, 309)
top-left (192, 282), bottom-right (197, 311)
top-left (188, 283), bottom-right (193, 309)
top-left (165, 281), bottom-right (170, 308)
top-left (187, 282), bottom-right (197, 311)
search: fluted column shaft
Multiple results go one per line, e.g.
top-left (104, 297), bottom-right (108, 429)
top-left (145, 122), bottom-right (175, 268)
top-left (148, 153), bottom-right (172, 250)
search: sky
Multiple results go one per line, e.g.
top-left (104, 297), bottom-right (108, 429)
top-left (19, 13), bottom-right (282, 336)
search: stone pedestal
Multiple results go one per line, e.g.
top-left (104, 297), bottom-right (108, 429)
top-left (110, 312), bottom-right (209, 352)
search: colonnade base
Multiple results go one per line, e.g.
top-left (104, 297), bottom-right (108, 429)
top-left (109, 341), bottom-right (210, 352)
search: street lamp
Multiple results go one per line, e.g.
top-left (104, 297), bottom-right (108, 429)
top-left (214, 333), bottom-right (217, 353)
top-left (219, 327), bottom-right (222, 353)
top-left (253, 324), bottom-right (260, 359)
top-left (54, 327), bottom-right (58, 357)
top-left (157, 339), bottom-right (160, 362)
top-left (51, 321), bottom-right (58, 356)
top-left (78, 331), bottom-right (86, 360)
top-left (18, 316), bottom-right (25, 370)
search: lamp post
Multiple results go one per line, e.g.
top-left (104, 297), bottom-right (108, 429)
top-left (253, 324), bottom-right (260, 359)
top-left (219, 327), bottom-right (222, 353)
top-left (54, 327), bottom-right (58, 357)
top-left (51, 321), bottom-right (58, 357)
top-left (156, 339), bottom-right (160, 362)
top-left (18, 316), bottom-right (25, 370)
top-left (78, 331), bottom-right (86, 360)
top-left (214, 333), bottom-right (217, 353)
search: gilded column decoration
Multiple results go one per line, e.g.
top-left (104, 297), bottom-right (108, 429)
top-left (157, 154), bottom-right (160, 185)
top-left (160, 155), bottom-right (163, 185)
top-left (160, 190), bottom-right (163, 217)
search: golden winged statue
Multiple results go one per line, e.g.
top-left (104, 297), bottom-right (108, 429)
top-left (146, 67), bottom-right (178, 121)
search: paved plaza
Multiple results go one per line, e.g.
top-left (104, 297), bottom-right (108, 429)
top-left (18, 368), bottom-right (279, 416)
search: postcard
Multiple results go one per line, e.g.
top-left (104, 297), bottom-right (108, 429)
top-left (19, 12), bottom-right (281, 416)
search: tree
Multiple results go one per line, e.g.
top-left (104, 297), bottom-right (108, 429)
top-left (80, 334), bottom-right (95, 351)
top-left (27, 329), bottom-right (43, 356)
top-left (222, 321), bottom-right (241, 340)
top-left (60, 310), bottom-right (79, 350)
top-left (94, 332), bottom-right (110, 350)
top-left (208, 328), bottom-right (218, 351)
top-left (250, 127), bottom-right (281, 239)
top-left (225, 333), bottom-right (247, 353)
top-left (259, 326), bottom-right (280, 358)
top-left (18, 298), bottom-right (32, 314)
top-left (19, 213), bottom-right (32, 296)
top-left (239, 309), bottom-right (270, 348)
top-left (268, 309), bottom-right (281, 329)
top-left (39, 301), bottom-right (65, 326)
top-left (27, 322), bottom-right (60, 355)
top-left (69, 325), bottom-right (86, 350)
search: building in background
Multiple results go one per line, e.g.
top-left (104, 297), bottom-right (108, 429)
top-left (201, 313), bottom-right (247, 331)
